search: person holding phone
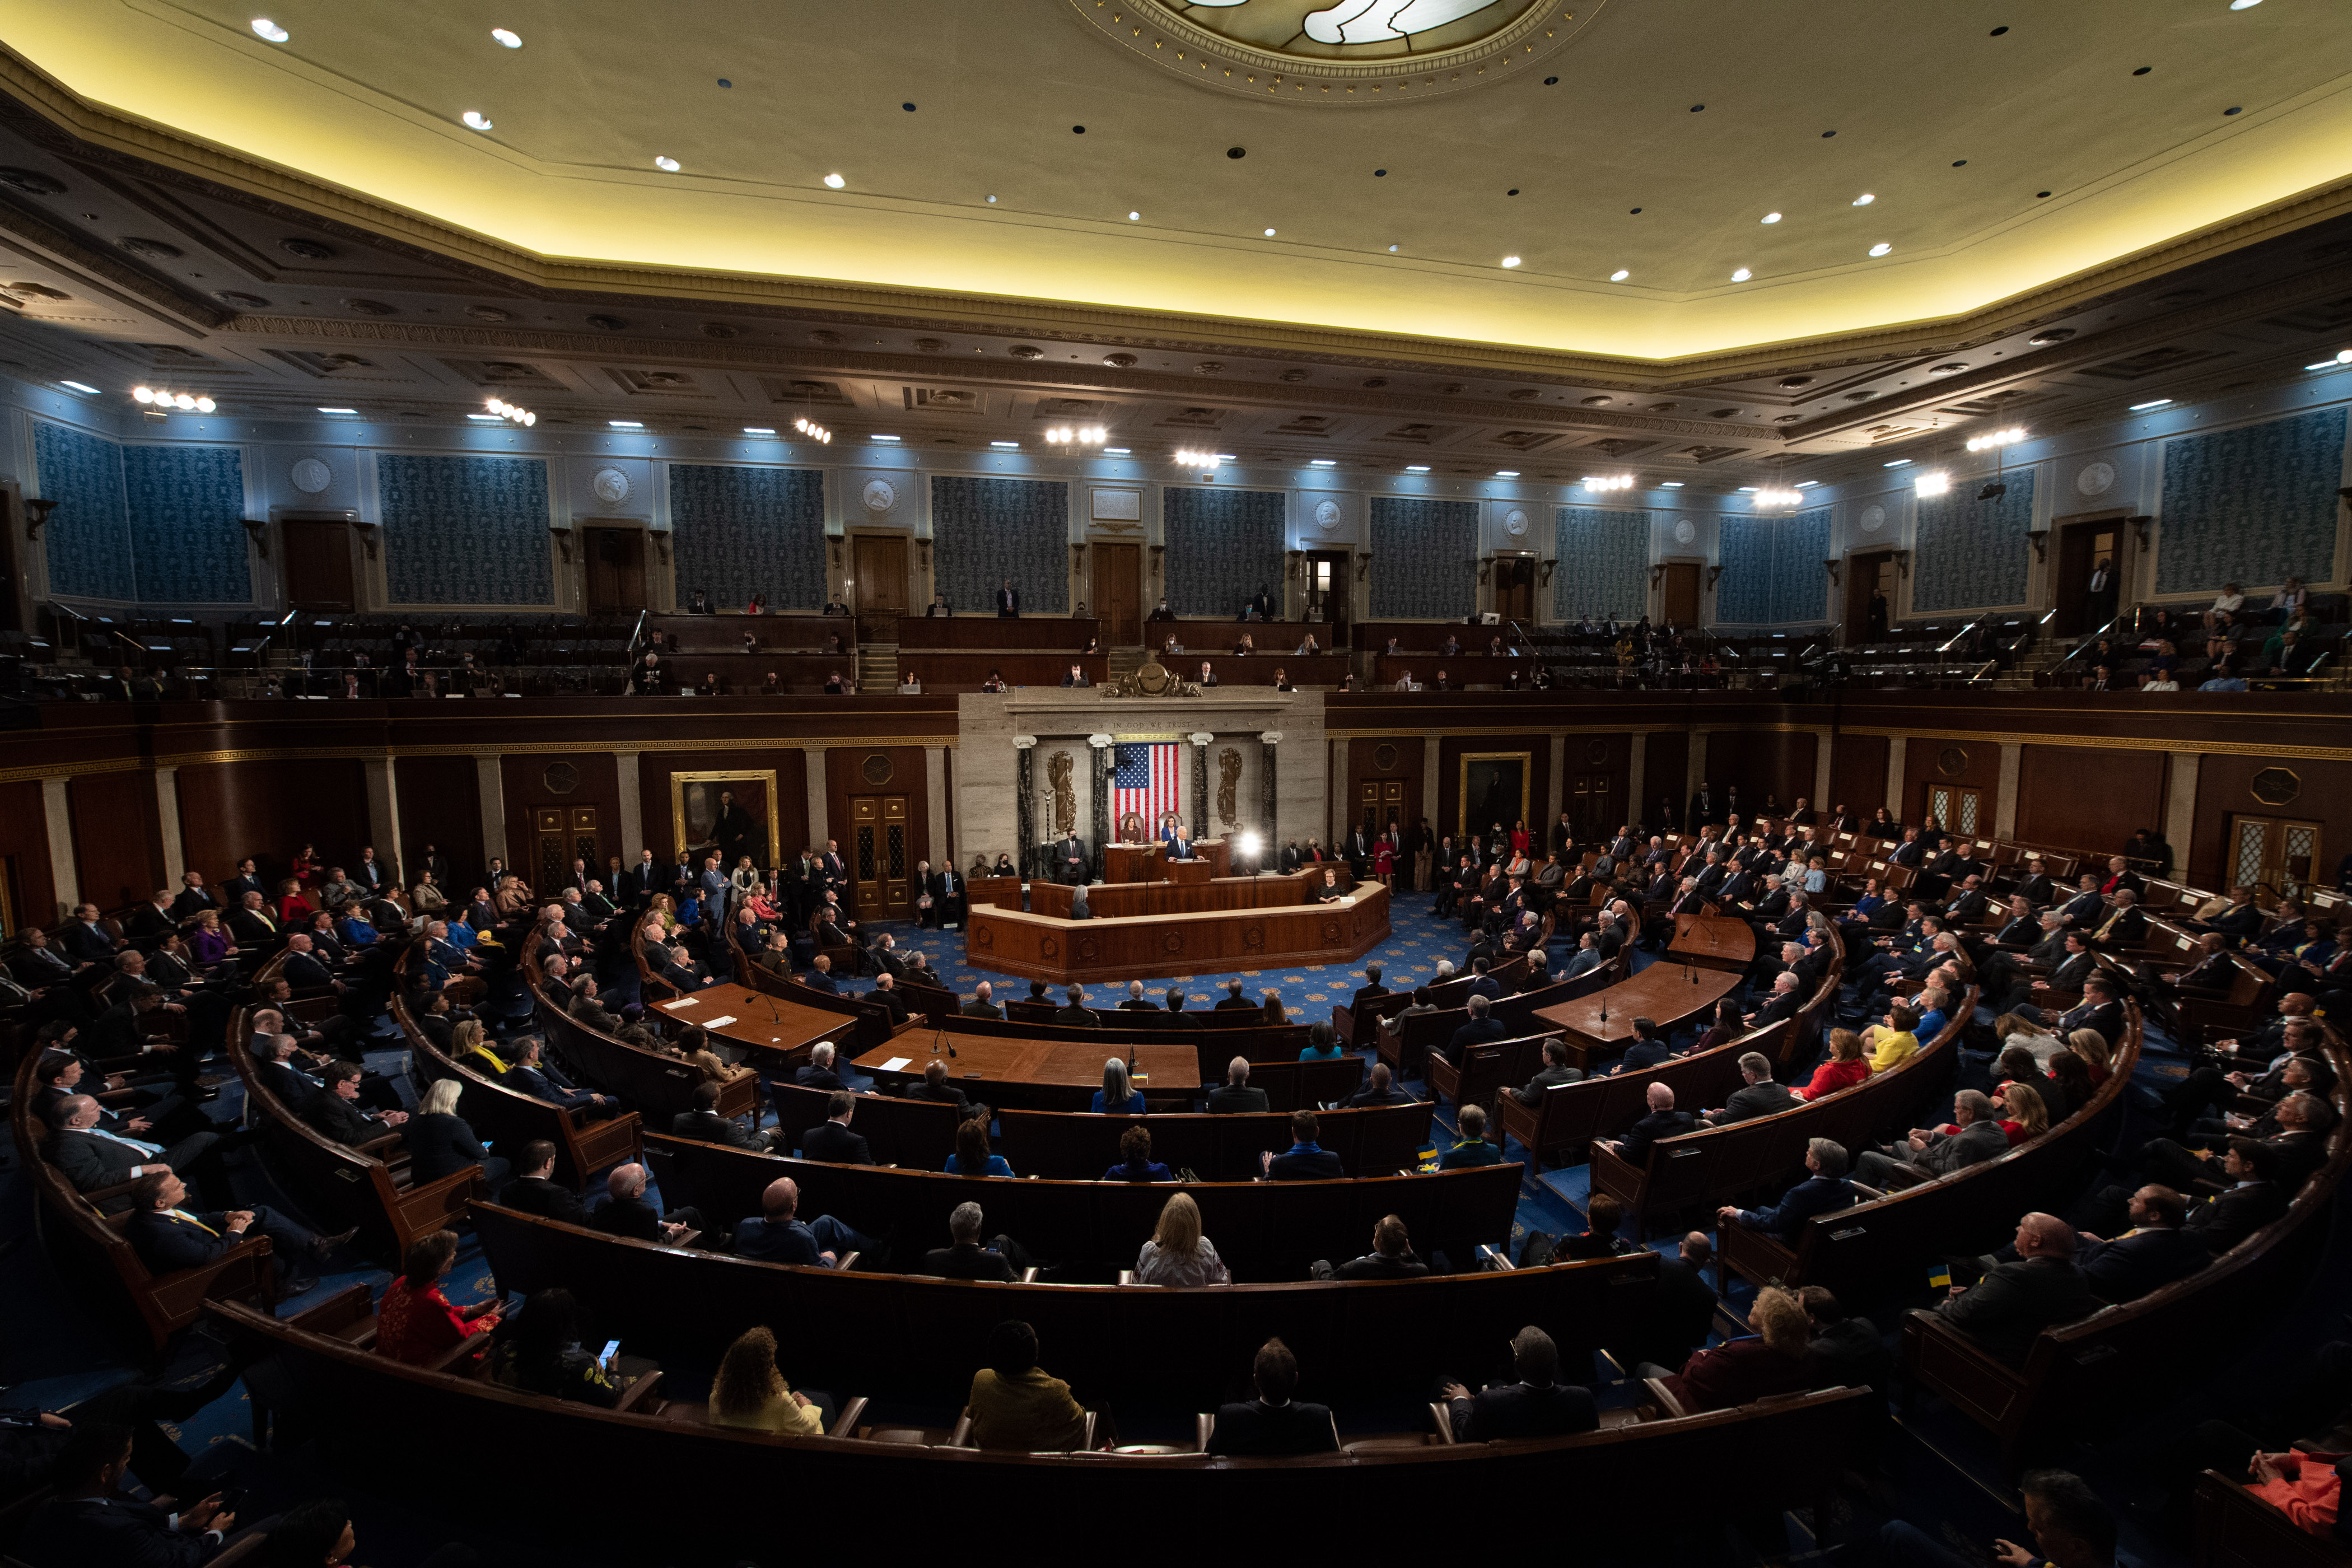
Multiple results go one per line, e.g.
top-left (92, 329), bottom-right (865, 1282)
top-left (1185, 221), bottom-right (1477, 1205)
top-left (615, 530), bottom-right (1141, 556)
top-left (489, 1289), bottom-right (651, 1408)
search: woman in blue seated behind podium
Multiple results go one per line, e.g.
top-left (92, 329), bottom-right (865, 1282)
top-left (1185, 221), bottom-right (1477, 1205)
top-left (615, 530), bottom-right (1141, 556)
top-left (946, 1114), bottom-right (1014, 1178)
top-left (1104, 1123), bottom-right (1172, 1182)
top-left (1092, 1057), bottom-right (1145, 1115)
top-left (1298, 1020), bottom-right (1345, 1062)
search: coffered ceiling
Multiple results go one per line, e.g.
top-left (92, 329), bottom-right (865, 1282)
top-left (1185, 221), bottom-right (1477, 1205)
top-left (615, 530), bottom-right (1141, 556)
top-left (0, 0), bottom-right (2350, 489)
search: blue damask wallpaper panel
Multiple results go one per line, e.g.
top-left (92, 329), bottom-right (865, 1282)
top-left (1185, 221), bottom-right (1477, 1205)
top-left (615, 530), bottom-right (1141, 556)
top-left (1551, 507), bottom-right (1648, 622)
top-left (1913, 469), bottom-right (2036, 613)
top-left (1164, 487), bottom-right (1284, 617)
top-left (122, 444), bottom-right (251, 603)
top-left (379, 454), bottom-right (554, 605)
top-left (668, 464), bottom-right (827, 610)
top-left (1370, 496), bottom-right (1477, 619)
top-left (2154, 406), bottom-right (2346, 595)
top-left (931, 475), bottom-right (1069, 614)
top-left (34, 421), bottom-right (134, 601)
top-left (1718, 507), bottom-right (1833, 625)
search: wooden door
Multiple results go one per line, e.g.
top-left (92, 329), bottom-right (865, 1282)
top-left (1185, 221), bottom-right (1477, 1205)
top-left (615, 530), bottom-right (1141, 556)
top-left (281, 520), bottom-right (355, 609)
top-left (1357, 778), bottom-right (1406, 835)
top-left (1092, 542), bottom-right (1141, 645)
top-left (533, 805), bottom-right (601, 895)
top-left (1571, 771), bottom-right (1618, 837)
top-left (852, 536), bottom-right (909, 618)
top-left (1921, 783), bottom-right (1984, 839)
top-left (1306, 550), bottom-right (1351, 635)
top-left (849, 795), bottom-right (912, 918)
top-left (1663, 562), bottom-right (1701, 626)
top-left (2052, 520), bottom-right (2122, 638)
top-left (582, 526), bottom-right (646, 613)
top-left (1844, 550), bottom-right (1894, 643)
top-left (1494, 558), bottom-right (1534, 624)
top-left (2227, 814), bottom-right (2324, 899)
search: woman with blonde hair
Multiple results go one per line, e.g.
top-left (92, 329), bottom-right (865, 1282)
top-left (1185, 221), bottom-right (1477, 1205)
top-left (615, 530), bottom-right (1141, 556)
top-left (2065, 1027), bottom-right (2115, 1086)
top-left (451, 1016), bottom-right (507, 1079)
top-left (708, 1325), bottom-right (833, 1436)
top-left (1992, 1081), bottom-right (2047, 1145)
top-left (1796, 1029), bottom-right (1872, 1101)
top-left (1134, 1191), bottom-right (1230, 1286)
top-left (1652, 1286), bottom-right (1810, 1413)
top-left (1261, 990), bottom-right (1288, 1026)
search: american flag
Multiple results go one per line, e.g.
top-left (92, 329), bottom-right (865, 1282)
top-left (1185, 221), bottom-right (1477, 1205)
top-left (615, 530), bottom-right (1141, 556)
top-left (1113, 741), bottom-right (1181, 833)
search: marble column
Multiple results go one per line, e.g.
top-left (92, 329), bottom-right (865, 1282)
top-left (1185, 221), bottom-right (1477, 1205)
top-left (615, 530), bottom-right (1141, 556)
top-left (1544, 735), bottom-right (1566, 833)
top-left (1259, 731), bottom-right (1281, 853)
top-left (802, 746), bottom-right (830, 851)
top-left (1626, 735), bottom-right (1647, 836)
top-left (474, 757), bottom-right (506, 869)
top-left (1088, 734), bottom-right (1113, 881)
top-left (1812, 731), bottom-right (1833, 815)
top-left (2164, 752), bottom-right (2201, 860)
top-left (1422, 732), bottom-right (1443, 838)
top-left (1994, 743), bottom-right (2023, 839)
top-left (1686, 730), bottom-right (1710, 815)
top-left (1331, 736), bottom-right (1348, 843)
top-left (153, 767), bottom-right (185, 881)
top-left (41, 776), bottom-right (76, 916)
top-left (613, 749), bottom-right (644, 865)
top-left (925, 746), bottom-right (949, 870)
top-left (1884, 735), bottom-right (1907, 822)
top-left (362, 756), bottom-right (402, 878)
top-left (1189, 731), bottom-right (1212, 840)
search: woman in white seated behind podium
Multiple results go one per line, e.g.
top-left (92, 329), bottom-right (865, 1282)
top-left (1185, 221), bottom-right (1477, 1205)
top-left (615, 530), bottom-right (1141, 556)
top-left (1092, 1057), bottom-right (1145, 1115)
top-left (1135, 1192), bottom-right (1230, 1286)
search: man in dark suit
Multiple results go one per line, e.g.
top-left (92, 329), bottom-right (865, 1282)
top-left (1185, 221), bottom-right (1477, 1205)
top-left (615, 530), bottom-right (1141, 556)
top-left (1116, 981), bottom-right (1159, 1012)
top-left (1600, 1082), bottom-right (1696, 1166)
top-left (591, 1161), bottom-right (703, 1244)
top-left (800, 1091), bottom-right (875, 1164)
top-left (867, 973), bottom-right (912, 1026)
top-left (2086, 890), bottom-right (2147, 951)
top-left (45, 1095), bottom-right (224, 1199)
top-left (170, 870), bottom-right (217, 922)
top-left (791, 1042), bottom-right (845, 1091)
top-left (2059, 1184), bottom-right (2210, 1304)
top-left (300, 1062), bottom-right (410, 1149)
top-left (1160, 987), bottom-right (1202, 1027)
top-left (995, 578), bottom-right (1020, 618)
top-left (501, 1141), bottom-right (587, 1225)
top-left (904, 1060), bottom-right (973, 1113)
top-left (1348, 964), bottom-right (1389, 1016)
top-left (921, 1201), bottom-right (1020, 1281)
top-left (1510, 1037), bottom-right (1583, 1105)
top-left (226, 890), bottom-right (279, 946)
top-left (960, 981), bottom-right (1004, 1019)
top-left (57, 904), bottom-right (119, 966)
top-left (1312, 1213), bottom-right (1428, 1277)
top-left (2181, 1139), bottom-right (2287, 1254)
top-left (506, 1037), bottom-right (619, 1117)
top-left (672, 1081), bottom-right (783, 1152)
top-left (1718, 1138), bottom-right (1858, 1242)
top-left (1703, 1052), bottom-right (1803, 1125)
top-left (1343, 1061), bottom-right (1413, 1108)
top-left (123, 889), bottom-right (177, 947)
top-left (15, 1417), bottom-right (245, 1565)
top-left (1611, 1231), bottom-right (1720, 1374)
top-left (1262, 1111), bottom-right (1346, 1180)
top-left (1440, 1326), bottom-right (1599, 1442)
top-left (1211, 978), bottom-right (1256, 1012)
top-left (730, 1175), bottom-right (874, 1267)
top-left (801, 953), bottom-right (842, 995)
top-left (1436, 994), bottom-right (1509, 1068)
top-left (281, 933), bottom-right (341, 995)
top-left (1205, 1338), bottom-right (1338, 1456)
top-left (122, 1169), bottom-right (343, 1294)
top-left (1610, 1016), bottom-right (1678, 1076)
top-left (1056, 833), bottom-right (1088, 885)
top-left (1207, 1057), bottom-right (1270, 1114)
top-left (1165, 828), bottom-right (1196, 861)
top-left (1054, 985), bottom-right (1100, 1026)
top-left (1935, 1212), bottom-right (2100, 1365)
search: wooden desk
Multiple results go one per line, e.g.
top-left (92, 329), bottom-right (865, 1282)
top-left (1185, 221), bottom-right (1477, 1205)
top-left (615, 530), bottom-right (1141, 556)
top-left (894, 617), bottom-right (1101, 652)
top-left (652, 983), bottom-right (853, 1061)
top-left (1103, 841), bottom-right (1232, 883)
top-left (848, 1031), bottom-right (1201, 1111)
top-left (965, 874), bottom-right (1024, 913)
top-left (891, 652), bottom-right (1108, 691)
top-left (968, 881), bottom-right (1390, 984)
top-left (1668, 914), bottom-right (1757, 973)
top-left (1533, 964), bottom-right (1743, 1066)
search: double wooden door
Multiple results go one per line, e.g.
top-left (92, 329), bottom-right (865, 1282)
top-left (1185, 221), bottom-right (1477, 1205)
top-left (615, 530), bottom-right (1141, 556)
top-left (1091, 542), bottom-right (1141, 645)
top-left (1492, 557), bottom-right (1536, 624)
top-left (853, 536), bottom-right (909, 617)
top-left (281, 520), bottom-right (355, 609)
top-left (2228, 814), bottom-right (2324, 899)
top-left (850, 794), bottom-right (912, 918)
top-left (583, 526), bottom-right (646, 612)
top-left (1661, 562), bottom-right (1701, 626)
top-left (532, 806), bottom-right (601, 895)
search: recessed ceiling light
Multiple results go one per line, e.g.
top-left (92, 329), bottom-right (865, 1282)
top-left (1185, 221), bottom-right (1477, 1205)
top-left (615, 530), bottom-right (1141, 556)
top-left (1737, 486), bottom-right (1761, 493)
top-left (60, 380), bottom-right (100, 394)
top-left (1501, 255), bottom-right (1522, 268)
top-left (1405, 464), bottom-right (1431, 473)
top-left (744, 426), bottom-right (776, 435)
top-left (1310, 459), bottom-right (1338, 467)
top-left (2339, 348), bottom-right (2352, 363)
top-left (1659, 481), bottom-right (1684, 488)
top-left (316, 405), bottom-right (357, 414)
top-left (1730, 268), bottom-right (1752, 282)
top-left (1883, 458), bottom-right (1912, 468)
top-left (986, 194), bottom-right (997, 203)
top-left (2229, 0), bottom-right (2261, 8)
top-left (1103, 446), bottom-right (1130, 454)
top-left (250, 17), bottom-right (288, 42)
top-left (2130, 398), bottom-right (2173, 410)
top-left (1761, 212), bottom-right (1782, 225)
top-left (1127, 211), bottom-right (1140, 221)
top-left (654, 156), bottom-right (680, 172)
top-left (1494, 469), bottom-right (1520, 477)
top-left (609, 419), bottom-right (645, 428)
top-left (991, 440), bottom-right (1019, 449)
top-left (823, 173), bottom-right (846, 189)
top-left (1852, 193), bottom-right (1875, 206)
top-left (1915, 471), bottom-right (1950, 497)
top-left (871, 433), bottom-right (902, 441)
top-left (1795, 480), bottom-right (1821, 488)
top-left (466, 413), bottom-right (503, 422)
top-left (2304, 361), bottom-right (2339, 371)
top-left (461, 111), bottom-right (493, 131)
top-left (491, 27), bottom-right (521, 47)
top-left (1609, 268), bottom-right (1630, 281)
top-left (1263, 228), bottom-right (1276, 237)
top-left (1388, 244), bottom-right (1399, 253)
top-left (1868, 242), bottom-right (1893, 256)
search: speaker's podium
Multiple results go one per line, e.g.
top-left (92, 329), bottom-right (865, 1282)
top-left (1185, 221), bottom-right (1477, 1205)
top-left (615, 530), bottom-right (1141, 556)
top-left (1103, 839), bottom-right (1231, 883)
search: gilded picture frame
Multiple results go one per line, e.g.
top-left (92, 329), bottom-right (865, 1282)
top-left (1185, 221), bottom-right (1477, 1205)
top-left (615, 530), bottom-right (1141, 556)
top-left (1457, 750), bottom-right (1532, 842)
top-left (668, 768), bottom-right (781, 868)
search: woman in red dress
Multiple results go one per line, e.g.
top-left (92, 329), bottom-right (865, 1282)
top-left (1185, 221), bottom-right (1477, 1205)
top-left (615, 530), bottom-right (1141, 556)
top-left (274, 878), bottom-right (316, 925)
top-left (1796, 1028), bottom-right (1873, 1101)
top-left (377, 1229), bottom-right (501, 1366)
top-left (1509, 820), bottom-right (1531, 856)
top-left (291, 842), bottom-right (323, 888)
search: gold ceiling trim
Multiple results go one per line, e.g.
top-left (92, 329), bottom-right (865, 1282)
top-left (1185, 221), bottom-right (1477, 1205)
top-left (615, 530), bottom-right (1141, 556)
top-left (1838, 726), bottom-right (2352, 764)
top-left (6, 43), bottom-right (2352, 385)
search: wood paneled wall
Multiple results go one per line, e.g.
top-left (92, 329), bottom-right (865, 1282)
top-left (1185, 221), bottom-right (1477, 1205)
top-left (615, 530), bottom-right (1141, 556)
top-left (175, 759), bottom-right (368, 892)
top-left (2188, 754), bottom-right (2352, 892)
top-left (393, 755), bottom-right (484, 893)
top-left (1903, 737), bottom-right (2005, 834)
top-left (824, 745), bottom-right (933, 871)
top-left (636, 749), bottom-right (810, 868)
top-left (1642, 731), bottom-right (1688, 829)
top-left (1436, 734), bottom-right (1552, 845)
top-left (1345, 738), bottom-right (1427, 839)
top-left (71, 772), bottom-right (167, 910)
top-left (2014, 745), bottom-right (2168, 853)
top-left (0, 780), bottom-right (56, 928)
top-left (1709, 730), bottom-right (1818, 816)
top-left (1829, 733), bottom-right (1889, 819)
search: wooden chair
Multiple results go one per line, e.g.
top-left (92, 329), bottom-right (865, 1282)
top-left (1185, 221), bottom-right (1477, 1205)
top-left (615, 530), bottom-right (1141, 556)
top-left (394, 994), bottom-right (643, 1191)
